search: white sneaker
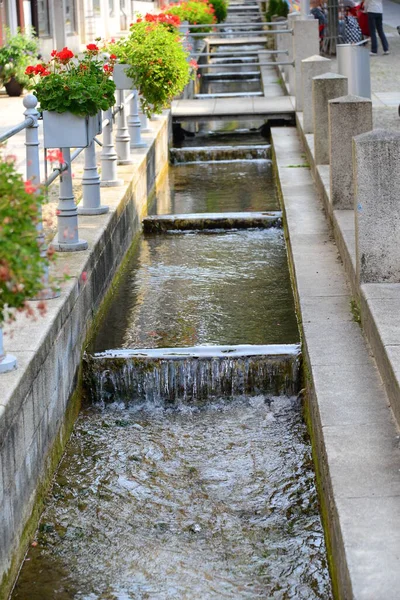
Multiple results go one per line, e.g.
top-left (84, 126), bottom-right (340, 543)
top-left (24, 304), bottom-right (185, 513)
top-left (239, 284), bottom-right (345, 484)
top-left (370, 51), bottom-right (377, 56)
top-left (383, 50), bottom-right (390, 55)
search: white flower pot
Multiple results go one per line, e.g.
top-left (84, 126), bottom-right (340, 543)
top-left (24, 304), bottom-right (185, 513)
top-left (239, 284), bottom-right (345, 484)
top-left (113, 64), bottom-right (134, 90)
top-left (43, 111), bottom-right (96, 149)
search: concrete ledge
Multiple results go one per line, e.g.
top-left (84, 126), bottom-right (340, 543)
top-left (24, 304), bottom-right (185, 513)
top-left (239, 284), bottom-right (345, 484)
top-left (142, 211), bottom-right (282, 232)
top-left (296, 110), bottom-right (400, 429)
top-left (0, 115), bottom-right (170, 598)
top-left (272, 126), bottom-right (400, 599)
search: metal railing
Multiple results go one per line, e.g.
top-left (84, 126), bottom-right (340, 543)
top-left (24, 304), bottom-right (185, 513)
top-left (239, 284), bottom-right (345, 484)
top-left (0, 87), bottom-right (149, 259)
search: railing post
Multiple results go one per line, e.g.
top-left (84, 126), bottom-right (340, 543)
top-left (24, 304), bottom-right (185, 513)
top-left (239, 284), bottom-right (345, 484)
top-left (139, 108), bottom-right (153, 133)
top-left (292, 17), bottom-right (320, 110)
top-left (115, 90), bottom-right (133, 165)
top-left (24, 95), bottom-right (59, 297)
top-left (128, 89), bottom-right (147, 148)
top-left (100, 107), bottom-right (124, 187)
top-left (78, 140), bottom-right (109, 214)
top-left (51, 147), bottom-right (88, 252)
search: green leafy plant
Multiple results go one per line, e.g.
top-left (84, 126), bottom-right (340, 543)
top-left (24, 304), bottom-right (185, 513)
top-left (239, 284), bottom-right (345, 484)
top-left (0, 28), bottom-right (39, 88)
top-left (208, 0), bottom-right (228, 23)
top-left (110, 21), bottom-right (195, 117)
top-left (25, 44), bottom-right (116, 117)
top-left (165, 0), bottom-right (217, 33)
top-left (0, 157), bottom-right (50, 324)
top-left (266, 0), bottom-right (289, 21)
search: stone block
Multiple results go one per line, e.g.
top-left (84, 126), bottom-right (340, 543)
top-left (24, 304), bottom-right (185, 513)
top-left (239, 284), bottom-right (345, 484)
top-left (312, 73), bottom-right (348, 165)
top-left (329, 95), bottom-right (372, 209)
top-left (292, 18), bottom-right (320, 110)
top-left (286, 12), bottom-right (301, 91)
top-left (354, 129), bottom-right (400, 284)
top-left (301, 55), bottom-right (331, 133)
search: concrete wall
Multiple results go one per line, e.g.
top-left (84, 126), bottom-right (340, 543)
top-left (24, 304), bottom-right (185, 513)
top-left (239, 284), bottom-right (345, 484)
top-left (0, 116), bottom-right (170, 599)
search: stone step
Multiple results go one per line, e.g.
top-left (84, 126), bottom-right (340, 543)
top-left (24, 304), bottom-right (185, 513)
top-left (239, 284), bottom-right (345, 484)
top-left (142, 211), bottom-right (282, 232)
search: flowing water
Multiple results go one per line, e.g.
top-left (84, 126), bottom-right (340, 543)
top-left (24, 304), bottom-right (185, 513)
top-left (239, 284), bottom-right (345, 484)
top-left (13, 396), bottom-right (331, 600)
top-left (12, 14), bottom-right (332, 599)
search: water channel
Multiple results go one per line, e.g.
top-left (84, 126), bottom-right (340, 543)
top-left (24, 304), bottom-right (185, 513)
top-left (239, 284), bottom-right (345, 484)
top-left (12, 9), bottom-right (332, 599)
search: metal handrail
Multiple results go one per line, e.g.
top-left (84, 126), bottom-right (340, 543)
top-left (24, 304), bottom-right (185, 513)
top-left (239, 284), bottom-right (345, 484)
top-left (197, 60), bottom-right (294, 68)
top-left (190, 29), bottom-right (292, 36)
top-left (0, 117), bottom-right (34, 145)
top-left (193, 49), bottom-right (289, 57)
top-left (185, 21), bottom-right (287, 28)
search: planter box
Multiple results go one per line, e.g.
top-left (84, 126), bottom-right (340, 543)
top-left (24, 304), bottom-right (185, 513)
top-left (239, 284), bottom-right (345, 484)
top-left (43, 111), bottom-right (96, 149)
top-left (113, 64), bottom-right (134, 90)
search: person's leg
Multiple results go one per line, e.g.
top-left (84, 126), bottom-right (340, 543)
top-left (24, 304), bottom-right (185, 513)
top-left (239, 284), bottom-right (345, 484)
top-left (375, 13), bottom-right (389, 51)
top-left (368, 12), bottom-right (378, 53)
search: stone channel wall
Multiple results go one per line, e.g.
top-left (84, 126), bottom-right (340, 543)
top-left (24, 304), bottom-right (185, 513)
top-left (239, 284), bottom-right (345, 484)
top-left (0, 116), bottom-right (170, 599)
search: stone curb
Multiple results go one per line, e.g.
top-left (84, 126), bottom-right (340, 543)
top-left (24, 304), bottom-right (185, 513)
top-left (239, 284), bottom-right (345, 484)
top-left (272, 126), bottom-right (400, 599)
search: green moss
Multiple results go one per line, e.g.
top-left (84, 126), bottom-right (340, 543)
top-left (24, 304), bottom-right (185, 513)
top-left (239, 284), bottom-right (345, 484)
top-left (286, 164), bottom-right (310, 168)
top-left (350, 299), bottom-right (361, 325)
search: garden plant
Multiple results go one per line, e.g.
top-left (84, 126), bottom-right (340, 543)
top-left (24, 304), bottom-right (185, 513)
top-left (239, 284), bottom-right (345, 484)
top-left (110, 19), bottom-right (195, 116)
top-left (25, 44), bottom-right (116, 116)
top-left (0, 28), bottom-right (39, 95)
top-left (164, 0), bottom-right (217, 32)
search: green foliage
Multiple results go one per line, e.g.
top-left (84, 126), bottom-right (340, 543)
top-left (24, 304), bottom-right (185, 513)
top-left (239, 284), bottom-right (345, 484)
top-left (110, 22), bottom-right (193, 117)
top-left (266, 0), bottom-right (289, 21)
top-left (165, 0), bottom-right (217, 33)
top-left (26, 46), bottom-right (116, 117)
top-left (0, 159), bottom-right (48, 324)
top-left (0, 28), bottom-right (39, 87)
top-left (208, 0), bottom-right (228, 23)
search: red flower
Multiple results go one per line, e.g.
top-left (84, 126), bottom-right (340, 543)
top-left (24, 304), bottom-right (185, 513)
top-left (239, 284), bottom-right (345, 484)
top-left (25, 65), bottom-right (36, 75)
top-left (110, 54), bottom-right (117, 60)
top-left (24, 181), bottom-right (36, 194)
top-left (189, 59), bottom-right (198, 69)
top-left (46, 149), bottom-right (64, 163)
top-left (103, 64), bottom-right (113, 73)
top-left (86, 43), bottom-right (99, 52)
top-left (56, 47), bottom-right (74, 64)
top-left (50, 50), bottom-right (57, 57)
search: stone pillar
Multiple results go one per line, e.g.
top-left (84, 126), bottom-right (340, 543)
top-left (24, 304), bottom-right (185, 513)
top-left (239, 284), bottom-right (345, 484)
top-left (312, 72), bottom-right (348, 165)
top-left (301, 55), bottom-right (331, 133)
top-left (329, 95), bottom-right (372, 209)
top-left (286, 12), bottom-right (301, 94)
top-left (292, 18), bottom-right (319, 110)
top-left (354, 130), bottom-right (400, 285)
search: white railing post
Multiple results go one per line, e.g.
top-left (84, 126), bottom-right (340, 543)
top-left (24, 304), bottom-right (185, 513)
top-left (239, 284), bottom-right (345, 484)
top-left (51, 147), bottom-right (88, 251)
top-left (128, 89), bottom-right (147, 148)
top-left (100, 107), bottom-right (124, 187)
top-left (115, 90), bottom-right (133, 165)
top-left (78, 140), bottom-right (109, 214)
top-left (139, 102), bottom-right (153, 133)
top-left (24, 95), bottom-right (59, 297)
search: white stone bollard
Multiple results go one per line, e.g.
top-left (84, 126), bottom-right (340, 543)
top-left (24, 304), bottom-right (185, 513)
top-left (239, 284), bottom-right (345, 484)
top-left (292, 18), bottom-right (319, 110)
top-left (286, 12), bottom-right (301, 94)
top-left (354, 129), bottom-right (400, 285)
top-left (329, 95), bottom-right (372, 209)
top-left (52, 147), bottom-right (88, 251)
top-left (301, 55), bottom-right (331, 133)
top-left (312, 72), bottom-right (348, 165)
top-left (128, 90), bottom-right (147, 149)
top-left (100, 108), bottom-right (124, 187)
top-left (115, 90), bottom-right (133, 165)
top-left (79, 141), bottom-right (109, 214)
top-left (0, 328), bottom-right (16, 373)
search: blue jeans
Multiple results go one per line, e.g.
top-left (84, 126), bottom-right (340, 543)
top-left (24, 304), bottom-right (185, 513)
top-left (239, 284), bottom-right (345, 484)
top-left (368, 12), bottom-right (389, 53)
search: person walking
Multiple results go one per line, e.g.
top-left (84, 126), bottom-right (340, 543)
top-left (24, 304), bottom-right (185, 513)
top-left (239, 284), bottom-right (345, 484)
top-left (365, 0), bottom-right (389, 55)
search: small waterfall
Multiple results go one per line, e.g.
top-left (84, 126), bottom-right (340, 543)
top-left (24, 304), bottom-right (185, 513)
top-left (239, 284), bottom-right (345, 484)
top-left (84, 344), bottom-right (301, 406)
top-left (142, 211), bottom-right (282, 232)
top-left (170, 145), bottom-right (270, 164)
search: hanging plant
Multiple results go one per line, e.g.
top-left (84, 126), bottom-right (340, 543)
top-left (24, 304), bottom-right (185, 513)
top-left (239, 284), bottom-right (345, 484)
top-left (110, 20), bottom-right (196, 117)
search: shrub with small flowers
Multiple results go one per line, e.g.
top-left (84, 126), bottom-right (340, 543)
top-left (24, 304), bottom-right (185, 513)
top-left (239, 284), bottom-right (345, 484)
top-left (110, 19), bottom-right (195, 116)
top-left (25, 44), bottom-right (116, 117)
top-left (164, 0), bottom-right (217, 33)
top-left (0, 157), bottom-right (50, 324)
